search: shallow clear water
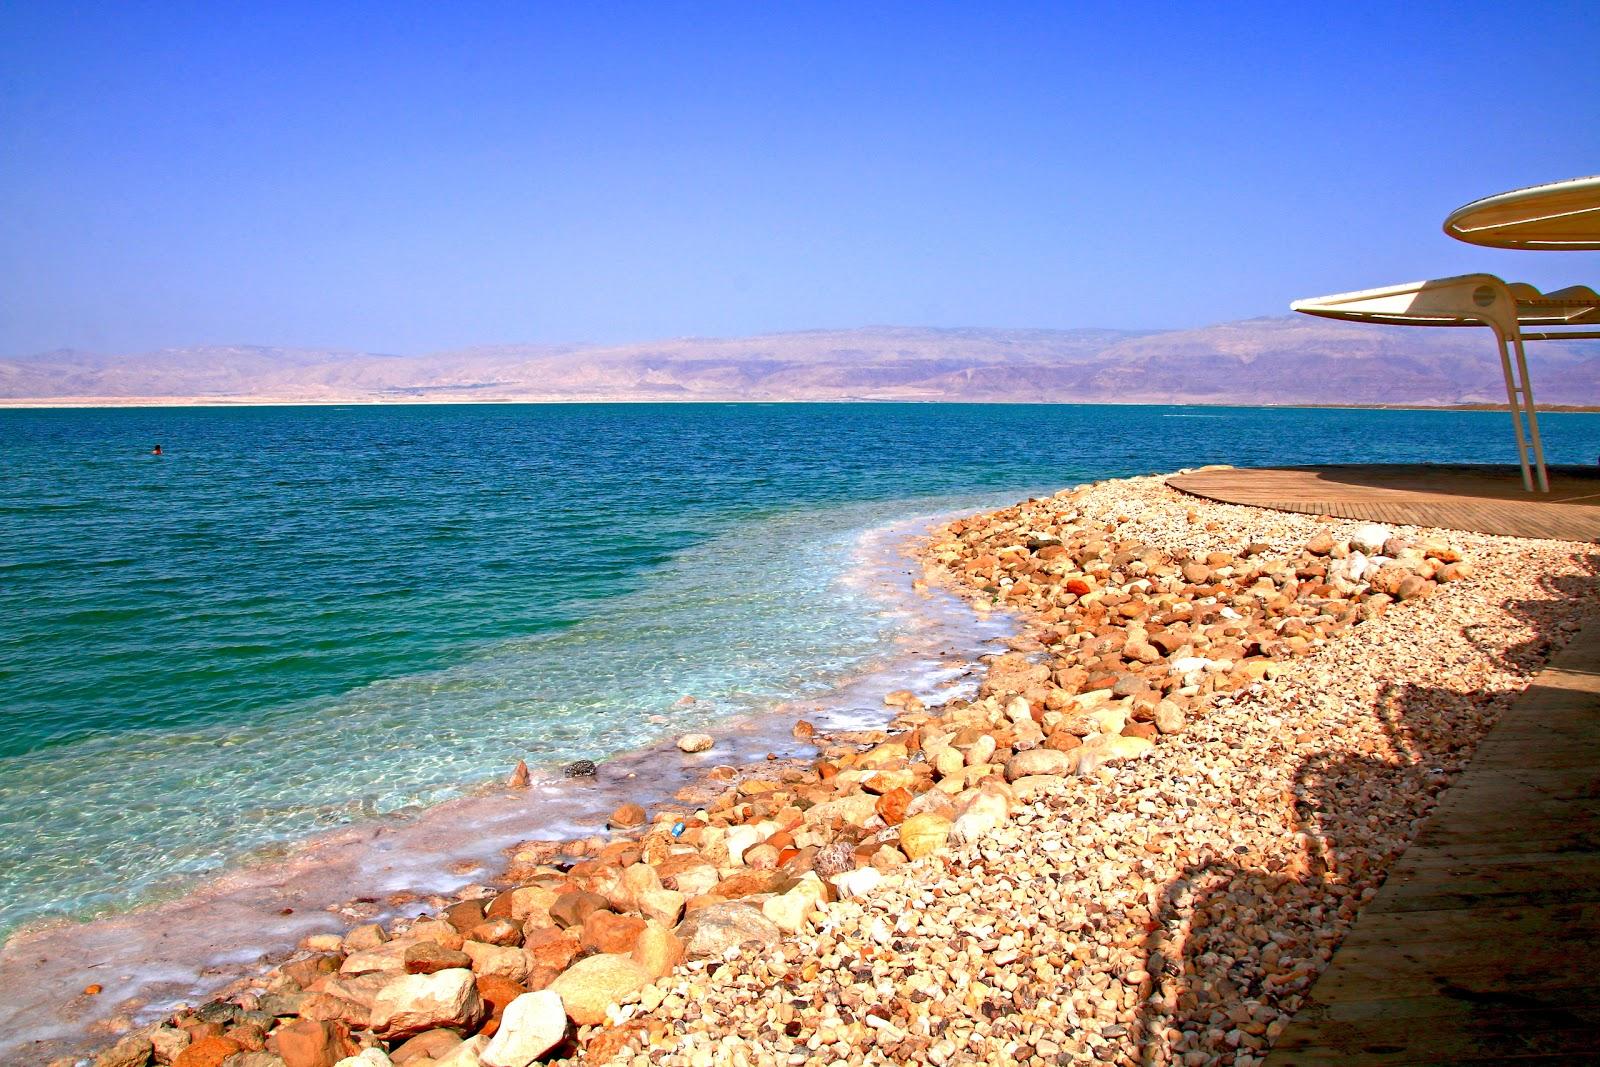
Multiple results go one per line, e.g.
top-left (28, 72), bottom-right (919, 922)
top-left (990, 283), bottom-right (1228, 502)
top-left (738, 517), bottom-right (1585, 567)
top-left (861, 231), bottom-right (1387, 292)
top-left (2, 402), bottom-right (1598, 935)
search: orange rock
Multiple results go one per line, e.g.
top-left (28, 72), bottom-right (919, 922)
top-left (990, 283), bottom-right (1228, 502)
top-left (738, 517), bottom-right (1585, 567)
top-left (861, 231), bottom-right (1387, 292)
top-left (608, 802), bottom-right (647, 829)
top-left (631, 923), bottom-right (685, 979)
top-left (743, 842), bottom-right (780, 869)
top-left (524, 927), bottom-right (583, 971)
top-left (1044, 731), bottom-right (1082, 752)
top-left (269, 1019), bottom-right (356, 1067)
top-left (442, 898), bottom-right (487, 933)
top-left (484, 891), bottom-right (517, 920)
top-left (474, 973), bottom-right (529, 1038)
top-left (548, 890), bottom-right (608, 929)
top-left (715, 869), bottom-right (782, 899)
top-left (586, 1021), bottom-right (650, 1063)
top-left (174, 1036), bottom-right (243, 1067)
top-left (508, 759), bottom-right (531, 788)
top-left (525, 964), bottom-right (562, 991)
top-left (281, 953), bottom-right (342, 988)
top-left (581, 910), bottom-right (649, 954)
top-left (390, 1028), bottom-right (464, 1064)
top-left (468, 918), bottom-right (523, 946)
top-left (874, 786), bottom-right (912, 826)
top-left (224, 1022), bottom-right (267, 1051)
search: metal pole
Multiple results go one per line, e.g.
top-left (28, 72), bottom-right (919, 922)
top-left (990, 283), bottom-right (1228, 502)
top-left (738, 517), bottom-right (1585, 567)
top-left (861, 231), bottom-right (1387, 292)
top-left (1511, 331), bottom-right (1550, 492)
top-left (1494, 331), bottom-right (1534, 491)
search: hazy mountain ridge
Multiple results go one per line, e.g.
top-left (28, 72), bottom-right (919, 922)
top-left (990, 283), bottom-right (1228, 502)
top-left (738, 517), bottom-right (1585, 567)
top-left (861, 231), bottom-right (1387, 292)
top-left (3, 319), bottom-right (1596, 405)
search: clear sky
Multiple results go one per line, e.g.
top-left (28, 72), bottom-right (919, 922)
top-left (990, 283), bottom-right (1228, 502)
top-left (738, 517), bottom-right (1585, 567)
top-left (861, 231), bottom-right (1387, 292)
top-left (2, 1), bottom-right (1597, 356)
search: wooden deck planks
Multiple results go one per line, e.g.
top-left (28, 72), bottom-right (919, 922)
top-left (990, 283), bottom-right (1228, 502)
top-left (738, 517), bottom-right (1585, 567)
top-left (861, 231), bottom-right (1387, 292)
top-left (1165, 464), bottom-right (1600, 542)
top-left (1264, 626), bottom-right (1600, 1065)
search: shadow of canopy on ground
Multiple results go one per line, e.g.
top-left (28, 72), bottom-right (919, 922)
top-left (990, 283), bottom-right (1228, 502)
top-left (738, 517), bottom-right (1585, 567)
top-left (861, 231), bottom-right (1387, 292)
top-left (1133, 548), bottom-right (1600, 1066)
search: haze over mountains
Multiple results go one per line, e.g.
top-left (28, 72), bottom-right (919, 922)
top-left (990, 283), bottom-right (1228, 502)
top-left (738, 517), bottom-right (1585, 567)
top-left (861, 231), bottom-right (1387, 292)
top-left (4, 317), bottom-right (1597, 407)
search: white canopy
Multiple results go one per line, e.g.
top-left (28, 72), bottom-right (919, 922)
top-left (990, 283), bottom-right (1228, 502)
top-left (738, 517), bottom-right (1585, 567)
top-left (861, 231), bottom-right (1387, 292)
top-left (1444, 175), bottom-right (1600, 251)
top-left (1293, 175), bottom-right (1600, 494)
top-left (1291, 274), bottom-right (1584, 492)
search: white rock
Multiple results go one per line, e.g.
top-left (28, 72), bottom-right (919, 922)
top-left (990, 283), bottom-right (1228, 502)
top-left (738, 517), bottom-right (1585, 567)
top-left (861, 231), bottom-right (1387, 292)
top-left (335, 1051), bottom-right (395, 1067)
top-left (481, 990), bottom-right (567, 1067)
top-left (675, 732), bottom-right (715, 753)
top-left (723, 824), bottom-right (765, 865)
top-left (830, 867), bottom-right (884, 899)
top-left (370, 968), bottom-right (484, 1041)
top-left (433, 1036), bottom-right (490, 1067)
top-left (1350, 523), bottom-right (1392, 555)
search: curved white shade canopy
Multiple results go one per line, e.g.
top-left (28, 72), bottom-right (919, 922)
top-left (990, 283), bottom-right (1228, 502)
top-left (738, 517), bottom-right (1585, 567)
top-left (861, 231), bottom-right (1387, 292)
top-left (1443, 175), bottom-right (1600, 251)
top-left (1291, 274), bottom-right (1600, 334)
top-left (1290, 274), bottom-right (1600, 493)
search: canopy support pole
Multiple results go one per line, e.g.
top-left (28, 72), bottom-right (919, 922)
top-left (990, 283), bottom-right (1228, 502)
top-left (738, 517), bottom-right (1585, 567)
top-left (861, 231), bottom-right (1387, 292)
top-left (1494, 332), bottom-right (1536, 491)
top-left (1510, 331), bottom-right (1550, 492)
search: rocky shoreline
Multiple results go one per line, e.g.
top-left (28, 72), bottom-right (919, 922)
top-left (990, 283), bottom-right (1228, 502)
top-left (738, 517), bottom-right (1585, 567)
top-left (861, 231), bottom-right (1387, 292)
top-left (52, 471), bottom-right (1600, 1067)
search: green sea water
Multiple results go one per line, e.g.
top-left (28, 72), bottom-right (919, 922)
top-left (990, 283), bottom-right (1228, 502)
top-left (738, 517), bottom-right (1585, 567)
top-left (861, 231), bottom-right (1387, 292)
top-left (3, 401), bottom-right (1598, 935)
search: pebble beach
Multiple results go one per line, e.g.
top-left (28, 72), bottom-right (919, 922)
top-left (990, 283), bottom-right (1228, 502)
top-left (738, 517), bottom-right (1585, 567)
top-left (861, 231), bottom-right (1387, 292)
top-left (47, 470), bottom-right (1600, 1067)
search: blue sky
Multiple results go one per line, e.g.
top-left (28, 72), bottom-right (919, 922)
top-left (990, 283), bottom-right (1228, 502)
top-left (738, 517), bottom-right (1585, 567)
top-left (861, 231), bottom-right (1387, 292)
top-left (2, 1), bottom-right (1597, 355)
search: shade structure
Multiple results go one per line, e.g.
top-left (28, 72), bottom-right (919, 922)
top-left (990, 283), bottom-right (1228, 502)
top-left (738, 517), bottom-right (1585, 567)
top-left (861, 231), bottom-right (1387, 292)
top-left (1444, 175), bottom-right (1600, 251)
top-left (1295, 174), bottom-right (1600, 494)
top-left (1292, 274), bottom-right (1600, 493)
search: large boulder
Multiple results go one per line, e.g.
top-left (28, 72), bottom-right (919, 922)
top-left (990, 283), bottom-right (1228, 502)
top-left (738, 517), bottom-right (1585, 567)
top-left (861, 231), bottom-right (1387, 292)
top-left (673, 901), bottom-right (781, 959)
top-left (547, 954), bottom-right (652, 1026)
top-left (480, 991), bottom-right (568, 1067)
top-left (369, 969), bottom-right (486, 1041)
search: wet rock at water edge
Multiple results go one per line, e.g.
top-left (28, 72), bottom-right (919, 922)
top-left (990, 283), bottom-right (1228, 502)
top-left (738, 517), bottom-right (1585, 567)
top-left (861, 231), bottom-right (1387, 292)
top-left (562, 760), bottom-right (597, 778)
top-left (675, 733), bottom-right (714, 753)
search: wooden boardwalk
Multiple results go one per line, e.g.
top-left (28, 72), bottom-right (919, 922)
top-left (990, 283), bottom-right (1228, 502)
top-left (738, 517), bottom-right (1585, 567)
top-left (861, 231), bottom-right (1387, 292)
top-left (1265, 624), bottom-right (1600, 1065)
top-left (1166, 464), bottom-right (1600, 542)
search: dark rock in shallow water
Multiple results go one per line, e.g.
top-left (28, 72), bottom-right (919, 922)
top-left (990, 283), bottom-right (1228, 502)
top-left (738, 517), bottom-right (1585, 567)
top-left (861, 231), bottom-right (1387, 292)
top-left (563, 759), bottom-right (598, 778)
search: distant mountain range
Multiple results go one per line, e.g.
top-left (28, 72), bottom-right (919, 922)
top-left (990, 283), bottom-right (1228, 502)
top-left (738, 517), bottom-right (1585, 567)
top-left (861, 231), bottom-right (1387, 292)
top-left (4, 317), bottom-right (1597, 406)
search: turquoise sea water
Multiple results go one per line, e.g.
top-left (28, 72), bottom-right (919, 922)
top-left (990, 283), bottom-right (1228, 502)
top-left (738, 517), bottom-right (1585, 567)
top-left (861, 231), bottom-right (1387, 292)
top-left (3, 402), bottom-right (1598, 936)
